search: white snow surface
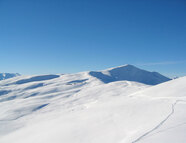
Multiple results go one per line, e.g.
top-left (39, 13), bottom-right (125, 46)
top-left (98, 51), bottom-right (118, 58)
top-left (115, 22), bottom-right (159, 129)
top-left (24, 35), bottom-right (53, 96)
top-left (0, 68), bottom-right (185, 143)
top-left (89, 64), bottom-right (171, 85)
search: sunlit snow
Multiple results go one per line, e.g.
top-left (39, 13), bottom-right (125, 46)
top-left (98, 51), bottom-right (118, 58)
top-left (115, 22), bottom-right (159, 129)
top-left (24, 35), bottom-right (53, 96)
top-left (0, 65), bottom-right (185, 143)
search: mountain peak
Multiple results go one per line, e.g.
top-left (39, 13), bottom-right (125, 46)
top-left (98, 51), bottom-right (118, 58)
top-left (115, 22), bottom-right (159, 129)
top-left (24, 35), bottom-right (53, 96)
top-left (106, 64), bottom-right (136, 70)
top-left (89, 65), bottom-right (171, 85)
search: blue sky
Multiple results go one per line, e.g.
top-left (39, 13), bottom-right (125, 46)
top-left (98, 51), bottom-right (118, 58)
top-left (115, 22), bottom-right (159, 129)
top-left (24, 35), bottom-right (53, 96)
top-left (0, 0), bottom-right (185, 77)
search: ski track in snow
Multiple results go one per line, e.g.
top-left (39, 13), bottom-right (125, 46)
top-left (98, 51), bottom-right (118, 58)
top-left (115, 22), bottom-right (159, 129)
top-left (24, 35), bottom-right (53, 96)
top-left (148, 122), bottom-right (186, 138)
top-left (131, 100), bottom-right (186, 143)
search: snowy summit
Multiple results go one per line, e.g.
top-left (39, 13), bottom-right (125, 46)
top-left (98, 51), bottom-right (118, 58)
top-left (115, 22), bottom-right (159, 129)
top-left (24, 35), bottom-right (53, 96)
top-left (89, 64), bottom-right (171, 85)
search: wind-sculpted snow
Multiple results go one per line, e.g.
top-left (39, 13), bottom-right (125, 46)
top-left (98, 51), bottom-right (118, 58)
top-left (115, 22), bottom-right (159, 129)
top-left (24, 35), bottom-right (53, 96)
top-left (32, 104), bottom-right (49, 112)
top-left (0, 67), bottom-right (185, 143)
top-left (15, 75), bottom-right (60, 84)
top-left (66, 79), bottom-right (88, 85)
top-left (0, 90), bottom-right (11, 96)
top-left (89, 71), bottom-right (114, 83)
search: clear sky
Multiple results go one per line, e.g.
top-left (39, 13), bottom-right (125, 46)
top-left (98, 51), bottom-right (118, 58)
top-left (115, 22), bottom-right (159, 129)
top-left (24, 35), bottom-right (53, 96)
top-left (0, 0), bottom-right (185, 77)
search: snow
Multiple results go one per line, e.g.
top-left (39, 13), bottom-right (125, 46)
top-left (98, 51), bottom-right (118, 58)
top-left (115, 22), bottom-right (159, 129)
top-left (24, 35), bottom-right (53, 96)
top-left (0, 66), bottom-right (185, 143)
top-left (89, 64), bottom-right (171, 85)
top-left (0, 73), bottom-right (20, 80)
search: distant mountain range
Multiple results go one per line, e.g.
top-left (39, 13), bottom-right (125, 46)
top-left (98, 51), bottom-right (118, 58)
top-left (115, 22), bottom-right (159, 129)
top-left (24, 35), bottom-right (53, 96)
top-left (0, 73), bottom-right (20, 80)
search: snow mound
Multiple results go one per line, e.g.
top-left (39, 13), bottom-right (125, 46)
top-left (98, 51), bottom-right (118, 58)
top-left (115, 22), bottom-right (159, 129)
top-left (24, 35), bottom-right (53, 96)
top-left (89, 64), bottom-right (171, 85)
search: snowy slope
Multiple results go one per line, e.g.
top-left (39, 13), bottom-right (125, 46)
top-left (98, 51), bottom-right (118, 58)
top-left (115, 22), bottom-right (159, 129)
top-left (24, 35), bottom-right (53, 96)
top-left (0, 66), bottom-right (185, 143)
top-left (89, 64), bottom-right (171, 85)
top-left (0, 73), bottom-right (20, 80)
top-left (130, 77), bottom-right (186, 143)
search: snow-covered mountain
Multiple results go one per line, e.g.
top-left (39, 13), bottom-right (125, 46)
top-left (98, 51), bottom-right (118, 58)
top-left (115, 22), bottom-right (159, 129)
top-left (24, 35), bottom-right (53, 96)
top-left (0, 65), bottom-right (185, 143)
top-left (89, 64), bottom-right (171, 85)
top-left (0, 73), bottom-right (20, 80)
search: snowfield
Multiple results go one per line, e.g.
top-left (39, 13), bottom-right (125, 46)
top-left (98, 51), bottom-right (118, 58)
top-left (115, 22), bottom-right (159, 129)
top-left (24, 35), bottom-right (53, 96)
top-left (0, 65), bottom-right (185, 143)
